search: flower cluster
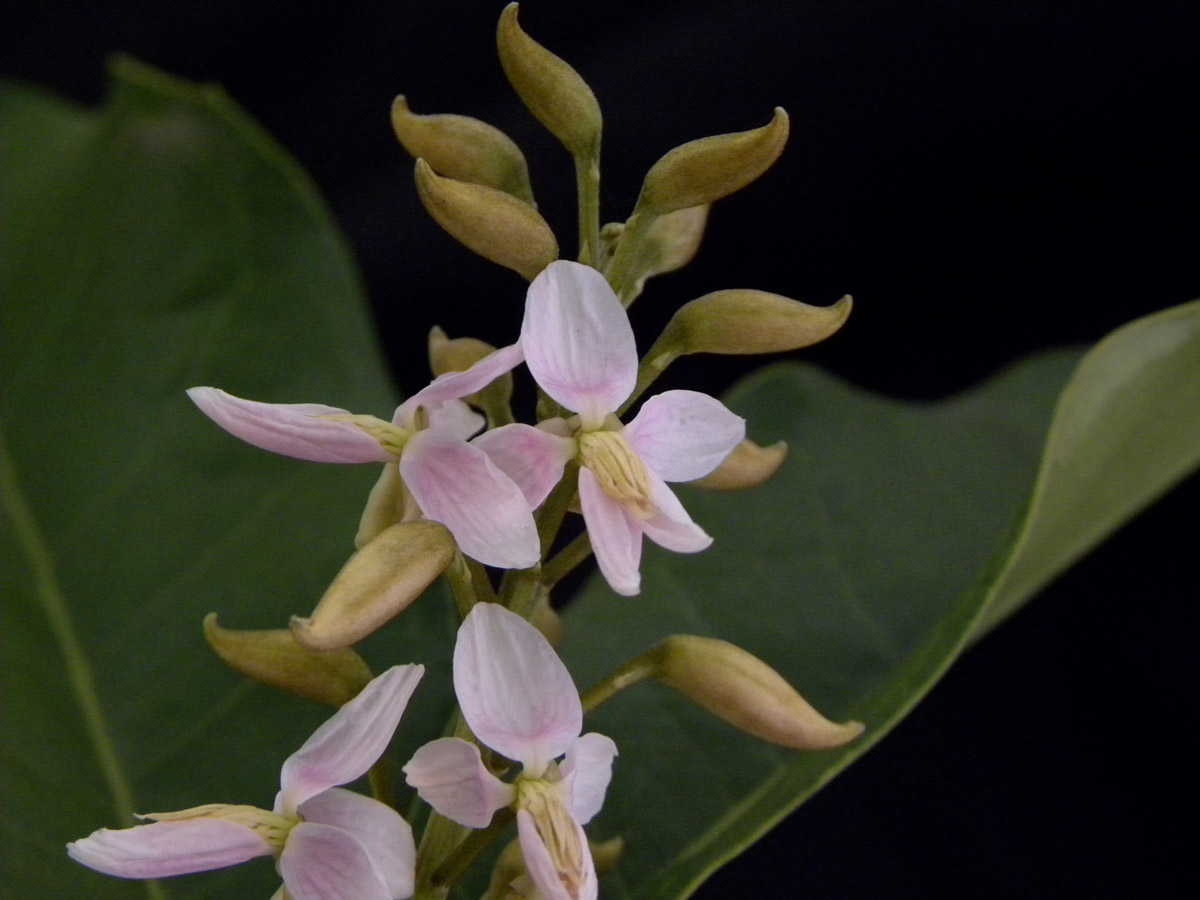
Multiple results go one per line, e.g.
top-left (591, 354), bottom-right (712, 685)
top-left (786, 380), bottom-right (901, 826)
top-left (68, 7), bottom-right (861, 900)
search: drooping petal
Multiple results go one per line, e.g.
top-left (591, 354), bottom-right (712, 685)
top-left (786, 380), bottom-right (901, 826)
top-left (279, 822), bottom-right (390, 900)
top-left (402, 737), bottom-right (515, 828)
top-left (560, 733), bottom-right (618, 826)
top-left (396, 343), bottom-right (525, 426)
top-left (473, 424), bottom-right (575, 509)
top-left (427, 399), bottom-right (485, 440)
top-left (637, 471), bottom-right (713, 554)
top-left (280, 665), bottom-right (424, 815)
top-left (299, 788), bottom-right (414, 900)
top-left (516, 808), bottom-right (597, 900)
top-left (522, 261), bottom-right (637, 428)
top-left (623, 390), bottom-right (746, 482)
top-left (577, 468), bottom-right (643, 596)
top-left (455, 603), bottom-right (581, 776)
top-left (67, 819), bottom-right (271, 879)
top-left (187, 387), bottom-right (393, 463)
top-left (399, 431), bottom-right (539, 569)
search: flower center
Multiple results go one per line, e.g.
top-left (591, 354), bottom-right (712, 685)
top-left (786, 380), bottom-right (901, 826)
top-left (577, 429), bottom-right (656, 518)
top-left (142, 804), bottom-right (298, 854)
top-left (514, 778), bottom-right (586, 900)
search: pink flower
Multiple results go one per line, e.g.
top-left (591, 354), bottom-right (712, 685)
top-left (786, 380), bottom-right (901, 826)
top-left (188, 345), bottom-right (539, 569)
top-left (403, 603), bottom-right (617, 900)
top-left (68, 666), bottom-right (424, 900)
top-left (479, 261), bottom-right (745, 594)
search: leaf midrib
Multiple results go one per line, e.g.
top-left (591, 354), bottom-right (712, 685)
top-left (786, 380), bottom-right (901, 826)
top-left (0, 425), bottom-right (166, 900)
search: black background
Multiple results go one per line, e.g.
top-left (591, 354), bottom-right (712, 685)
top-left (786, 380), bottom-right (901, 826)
top-left (3, 2), bottom-right (1196, 898)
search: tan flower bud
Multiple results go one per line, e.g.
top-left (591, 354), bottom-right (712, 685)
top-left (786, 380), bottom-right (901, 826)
top-left (613, 205), bottom-right (709, 303)
top-left (637, 108), bottom-right (789, 216)
top-left (391, 96), bottom-right (535, 204)
top-left (497, 3), bottom-right (602, 157)
top-left (355, 463), bottom-right (410, 549)
top-left (415, 158), bottom-right (558, 280)
top-left (665, 290), bottom-right (852, 356)
top-left (690, 439), bottom-right (788, 491)
top-left (291, 521), bottom-right (456, 650)
top-left (655, 635), bottom-right (864, 750)
top-left (202, 613), bottom-right (372, 707)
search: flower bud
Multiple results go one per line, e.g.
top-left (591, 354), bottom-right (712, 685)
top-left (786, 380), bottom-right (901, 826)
top-left (613, 205), bottom-right (709, 303)
top-left (428, 326), bottom-right (516, 426)
top-left (665, 290), bottom-right (852, 356)
top-left (637, 108), bottom-right (789, 216)
top-left (497, 3), bottom-right (602, 157)
top-left (291, 521), bottom-right (456, 650)
top-left (690, 439), bottom-right (788, 491)
top-left (355, 463), bottom-right (410, 549)
top-left (654, 635), bottom-right (864, 750)
top-left (202, 613), bottom-right (372, 707)
top-left (391, 96), bottom-right (535, 204)
top-left (415, 158), bottom-right (558, 280)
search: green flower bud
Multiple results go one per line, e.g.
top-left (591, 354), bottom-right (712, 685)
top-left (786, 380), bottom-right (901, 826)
top-left (497, 3), bottom-right (602, 157)
top-left (665, 290), bottom-right (852, 356)
top-left (202, 613), bottom-right (373, 707)
top-left (391, 96), bottom-right (535, 204)
top-left (638, 108), bottom-right (789, 216)
top-left (291, 521), bottom-right (456, 650)
top-left (690, 438), bottom-right (788, 491)
top-left (415, 158), bottom-right (558, 280)
top-left (655, 635), bottom-right (864, 750)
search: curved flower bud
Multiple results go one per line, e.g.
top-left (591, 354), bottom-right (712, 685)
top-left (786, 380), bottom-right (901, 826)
top-left (690, 438), bottom-right (788, 491)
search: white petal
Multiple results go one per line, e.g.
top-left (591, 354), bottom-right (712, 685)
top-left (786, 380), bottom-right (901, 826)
top-left (623, 390), bottom-right (746, 482)
top-left (67, 819), bottom-right (271, 879)
top-left (187, 387), bottom-right (393, 463)
top-left (638, 473), bottom-right (713, 553)
top-left (400, 431), bottom-right (539, 568)
top-left (279, 822), bottom-right (390, 900)
top-left (455, 603), bottom-right (581, 776)
top-left (298, 788), bottom-right (414, 900)
top-left (427, 400), bottom-right (485, 440)
top-left (396, 344), bottom-right (524, 426)
top-left (578, 468), bottom-right (642, 596)
top-left (473, 424), bottom-right (575, 509)
top-left (516, 809), bottom-right (597, 900)
top-left (521, 261), bottom-right (637, 428)
top-left (280, 665), bottom-right (424, 815)
top-left (561, 733), bottom-right (618, 826)
top-left (402, 737), bottom-right (515, 828)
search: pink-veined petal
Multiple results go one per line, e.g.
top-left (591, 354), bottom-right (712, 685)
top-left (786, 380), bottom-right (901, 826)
top-left (427, 400), bottom-right (485, 440)
top-left (67, 819), bottom-right (271, 879)
top-left (578, 468), bottom-right (643, 596)
top-left (516, 808), bottom-right (597, 900)
top-left (473, 424), bottom-right (575, 509)
top-left (280, 665), bottom-right (424, 815)
top-left (396, 344), bottom-right (525, 426)
top-left (279, 822), bottom-right (390, 900)
top-left (521, 261), bottom-right (637, 428)
top-left (299, 788), bottom-right (414, 900)
top-left (561, 733), bottom-right (618, 826)
top-left (638, 472), bottom-right (713, 553)
top-left (187, 387), bottom-right (393, 463)
top-left (402, 737), bottom-right (515, 828)
top-left (400, 431), bottom-right (539, 569)
top-left (455, 603), bottom-right (581, 776)
top-left (623, 390), bottom-right (745, 482)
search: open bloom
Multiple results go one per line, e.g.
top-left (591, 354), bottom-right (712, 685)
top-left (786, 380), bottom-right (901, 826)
top-left (188, 345), bottom-right (539, 568)
top-left (68, 665), bottom-right (424, 900)
top-left (477, 261), bottom-right (745, 594)
top-left (404, 603), bottom-right (616, 900)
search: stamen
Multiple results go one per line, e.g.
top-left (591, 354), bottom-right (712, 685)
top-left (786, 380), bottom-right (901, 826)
top-left (515, 779), bottom-right (586, 900)
top-left (141, 804), bottom-right (297, 853)
top-left (577, 430), bottom-right (656, 518)
top-left (319, 413), bottom-right (410, 456)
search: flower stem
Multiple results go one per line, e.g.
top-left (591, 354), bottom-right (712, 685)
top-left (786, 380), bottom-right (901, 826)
top-left (535, 462), bottom-right (579, 558)
top-left (542, 531), bottom-right (592, 590)
top-left (580, 652), bottom-right (660, 713)
top-left (574, 150), bottom-right (601, 267)
top-left (432, 808), bottom-right (516, 889)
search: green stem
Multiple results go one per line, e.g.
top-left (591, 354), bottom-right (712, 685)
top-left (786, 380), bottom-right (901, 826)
top-left (443, 552), bottom-right (479, 619)
top-left (580, 651), bottom-right (660, 713)
top-left (618, 336), bottom-right (680, 418)
top-left (367, 757), bottom-right (395, 808)
top-left (432, 808), bottom-right (516, 889)
top-left (466, 557), bottom-right (498, 606)
top-left (536, 462), bottom-right (579, 558)
top-left (574, 149), bottom-right (601, 267)
top-left (542, 531), bottom-right (592, 590)
top-left (499, 565), bottom-right (543, 619)
top-left (604, 208), bottom-right (656, 304)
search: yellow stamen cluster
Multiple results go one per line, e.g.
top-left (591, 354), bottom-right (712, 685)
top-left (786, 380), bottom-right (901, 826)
top-left (142, 804), bottom-right (297, 854)
top-left (514, 778), bottom-right (586, 900)
top-left (320, 414), bottom-right (410, 456)
top-left (577, 430), bottom-right (656, 518)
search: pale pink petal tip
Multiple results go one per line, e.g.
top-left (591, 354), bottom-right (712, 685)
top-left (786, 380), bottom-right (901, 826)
top-left (562, 733), bottom-right (619, 825)
top-left (624, 390), bottom-right (746, 482)
top-left (578, 469), bottom-right (642, 596)
top-left (402, 737), bottom-right (515, 828)
top-left (67, 818), bottom-right (271, 879)
top-left (279, 821), bottom-right (391, 900)
top-left (298, 788), bottom-right (415, 900)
